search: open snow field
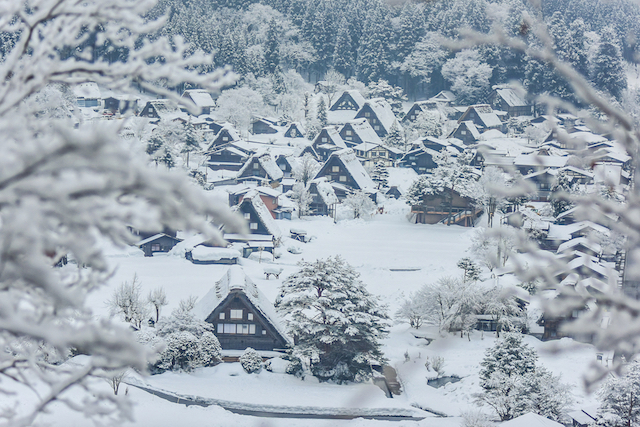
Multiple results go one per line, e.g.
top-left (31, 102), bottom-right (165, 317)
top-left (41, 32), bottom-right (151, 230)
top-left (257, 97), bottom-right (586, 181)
top-left (51, 209), bottom-right (604, 426)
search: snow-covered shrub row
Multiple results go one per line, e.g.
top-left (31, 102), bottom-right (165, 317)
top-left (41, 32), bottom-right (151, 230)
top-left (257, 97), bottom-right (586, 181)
top-left (240, 348), bottom-right (263, 374)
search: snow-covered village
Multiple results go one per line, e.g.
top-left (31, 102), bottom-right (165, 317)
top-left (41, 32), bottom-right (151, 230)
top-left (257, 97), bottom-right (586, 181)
top-left (4, 0), bottom-right (640, 426)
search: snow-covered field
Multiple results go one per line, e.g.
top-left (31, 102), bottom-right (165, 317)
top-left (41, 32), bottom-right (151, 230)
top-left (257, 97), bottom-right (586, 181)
top-left (44, 208), bottom-right (604, 426)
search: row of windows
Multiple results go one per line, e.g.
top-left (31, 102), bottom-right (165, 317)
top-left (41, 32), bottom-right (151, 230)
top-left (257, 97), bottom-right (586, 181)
top-left (217, 323), bottom-right (267, 335)
top-left (219, 309), bottom-right (254, 320)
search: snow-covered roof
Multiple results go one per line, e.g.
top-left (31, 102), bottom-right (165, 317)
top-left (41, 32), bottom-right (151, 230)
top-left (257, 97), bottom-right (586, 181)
top-left (330, 90), bottom-right (366, 110)
top-left (332, 148), bottom-right (375, 190)
top-left (495, 87), bottom-right (528, 107)
top-left (344, 118), bottom-right (383, 144)
top-left (192, 266), bottom-right (289, 343)
top-left (190, 246), bottom-right (241, 262)
top-left (310, 177), bottom-right (338, 205)
top-left (314, 127), bottom-right (347, 149)
top-left (73, 82), bottom-right (101, 99)
top-left (500, 412), bottom-right (564, 426)
top-left (429, 90), bottom-right (455, 103)
top-left (182, 89), bottom-right (215, 108)
top-left (241, 190), bottom-right (281, 239)
top-left (365, 98), bottom-right (403, 133)
top-left (477, 112), bottom-right (503, 128)
top-left (233, 185), bottom-right (281, 198)
top-left (557, 237), bottom-right (602, 255)
top-left (514, 154), bottom-right (567, 168)
top-left (462, 121), bottom-right (481, 139)
top-left (257, 153), bottom-right (284, 181)
top-left (136, 233), bottom-right (181, 246)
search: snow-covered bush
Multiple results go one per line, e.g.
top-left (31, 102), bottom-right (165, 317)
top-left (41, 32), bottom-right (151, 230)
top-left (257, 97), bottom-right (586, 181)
top-left (284, 355), bottom-right (305, 378)
top-left (276, 256), bottom-right (388, 383)
top-left (343, 190), bottom-right (377, 220)
top-left (264, 357), bottom-right (289, 373)
top-left (240, 348), bottom-right (263, 374)
top-left (431, 356), bottom-right (445, 378)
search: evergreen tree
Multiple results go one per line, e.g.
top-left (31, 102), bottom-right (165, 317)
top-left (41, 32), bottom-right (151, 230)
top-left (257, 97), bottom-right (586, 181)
top-left (264, 18), bottom-right (281, 75)
top-left (457, 258), bottom-right (480, 283)
top-left (366, 79), bottom-right (407, 117)
top-left (395, 1), bottom-right (423, 63)
top-left (333, 17), bottom-right (355, 77)
top-left (592, 27), bottom-right (627, 100)
top-left (317, 97), bottom-right (328, 127)
top-left (550, 170), bottom-right (576, 217)
top-left (477, 333), bottom-right (571, 422)
top-left (370, 161), bottom-right (389, 190)
top-left (441, 50), bottom-right (492, 105)
top-left (276, 256), bottom-right (389, 383)
top-left (597, 361), bottom-right (640, 427)
top-left (356, 2), bottom-right (391, 83)
top-left (181, 122), bottom-right (201, 168)
top-left (383, 121), bottom-right (404, 149)
top-left (309, 2), bottom-right (334, 74)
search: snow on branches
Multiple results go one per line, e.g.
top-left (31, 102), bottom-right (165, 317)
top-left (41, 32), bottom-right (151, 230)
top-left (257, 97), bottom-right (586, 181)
top-left (275, 256), bottom-right (388, 383)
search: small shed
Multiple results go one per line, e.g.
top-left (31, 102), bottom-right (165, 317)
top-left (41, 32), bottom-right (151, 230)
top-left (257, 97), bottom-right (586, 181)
top-left (192, 266), bottom-right (290, 352)
top-left (137, 233), bottom-right (182, 257)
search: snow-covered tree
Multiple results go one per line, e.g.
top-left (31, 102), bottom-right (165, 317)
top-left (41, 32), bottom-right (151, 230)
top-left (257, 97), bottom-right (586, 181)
top-left (477, 287), bottom-right (524, 337)
top-left (474, 166), bottom-right (509, 228)
top-left (404, 110), bottom-right (442, 142)
top-left (597, 361), bottom-right (640, 427)
top-left (457, 258), bottom-right (481, 283)
top-left (276, 256), bottom-right (388, 383)
top-left (396, 293), bottom-right (429, 329)
top-left (418, 276), bottom-right (479, 337)
top-left (240, 348), bottom-right (263, 373)
top-left (477, 333), bottom-right (571, 421)
top-left (344, 190), bottom-right (377, 219)
top-left (0, 0), bottom-right (241, 422)
top-left (216, 86), bottom-right (272, 135)
top-left (109, 275), bottom-right (150, 329)
top-left (290, 182), bottom-right (313, 217)
top-left (147, 287), bottom-right (169, 324)
top-left (316, 96), bottom-right (328, 127)
top-left (471, 227), bottom-right (518, 272)
top-left (366, 79), bottom-right (407, 118)
top-left (441, 50), bottom-right (493, 105)
top-left (549, 170), bottom-right (577, 217)
top-left (383, 121), bottom-right (405, 149)
top-left (591, 26), bottom-right (627, 100)
top-left (370, 162), bottom-right (389, 190)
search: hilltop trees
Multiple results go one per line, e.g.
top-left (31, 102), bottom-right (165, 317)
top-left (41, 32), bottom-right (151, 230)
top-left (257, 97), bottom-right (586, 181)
top-left (276, 256), bottom-right (388, 383)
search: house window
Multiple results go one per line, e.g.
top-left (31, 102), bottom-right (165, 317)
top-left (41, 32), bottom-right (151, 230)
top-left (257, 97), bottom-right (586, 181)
top-left (322, 137), bottom-right (327, 143)
top-left (248, 313), bottom-right (254, 320)
top-left (219, 313), bottom-right (225, 320)
top-left (364, 112), bottom-right (370, 117)
top-left (262, 330), bottom-right (267, 335)
top-left (244, 212), bottom-right (251, 220)
top-left (410, 115), bottom-right (415, 120)
top-left (346, 130), bottom-right (352, 136)
top-left (290, 129), bottom-right (297, 137)
top-left (339, 175), bottom-right (347, 182)
top-left (250, 324), bottom-right (256, 334)
top-left (461, 130), bottom-right (467, 135)
top-left (217, 323), bottom-right (224, 333)
top-left (151, 244), bottom-right (160, 252)
top-left (253, 162), bottom-right (259, 169)
top-left (250, 222), bottom-right (258, 230)
top-left (222, 136), bottom-right (229, 142)
top-left (223, 323), bottom-right (236, 334)
top-left (240, 324), bottom-right (249, 334)
top-left (230, 309), bottom-right (243, 319)
top-left (279, 163), bottom-right (286, 170)
top-left (332, 166), bottom-right (340, 172)
top-left (374, 125), bottom-right (380, 131)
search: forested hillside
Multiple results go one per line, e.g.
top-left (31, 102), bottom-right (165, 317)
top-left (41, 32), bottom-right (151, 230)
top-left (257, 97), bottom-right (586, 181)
top-left (147, 0), bottom-right (639, 101)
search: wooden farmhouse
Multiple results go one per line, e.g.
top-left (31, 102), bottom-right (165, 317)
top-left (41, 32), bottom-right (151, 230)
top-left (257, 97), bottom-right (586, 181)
top-left (522, 169), bottom-right (558, 201)
top-left (353, 142), bottom-right (403, 168)
top-left (181, 89), bottom-right (216, 115)
top-left (329, 90), bottom-right (366, 111)
top-left (313, 148), bottom-right (375, 192)
top-left (206, 126), bottom-right (241, 151)
top-left (252, 117), bottom-right (280, 135)
top-left (448, 121), bottom-right (481, 145)
top-left (457, 105), bottom-right (503, 132)
top-left (234, 190), bottom-right (282, 239)
top-left (206, 143), bottom-right (250, 171)
top-left (193, 266), bottom-right (290, 353)
top-left (410, 188), bottom-right (481, 226)
top-left (339, 118), bottom-right (383, 148)
top-left (137, 233), bottom-right (182, 257)
top-left (236, 152), bottom-right (284, 186)
top-left (402, 101), bottom-right (438, 124)
top-left (488, 86), bottom-right (533, 118)
top-left (308, 178), bottom-right (338, 216)
top-left (73, 82), bottom-right (102, 108)
top-left (229, 186), bottom-right (280, 219)
top-left (354, 98), bottom-right (402, 138)
top-left (311, 127), bottom-right (348, 161)
top-left (139, 99), bottom-right (185, 121)
top-left (428, 90), bottom-right (456, 106)
top-left (399, 146), bottom-right (440, 174)
top-left (104, 95), bottom-right (138, 115)
top-left (284, 122), bottom-right (305, 138)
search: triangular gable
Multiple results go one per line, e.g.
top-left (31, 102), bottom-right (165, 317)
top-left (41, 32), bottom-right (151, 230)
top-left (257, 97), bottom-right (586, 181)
top-left (314, 148), bottom-right (374, 190)
top-left (330, 90), bottom-right (366, 111)
top-left (284, 122), bottom-right (305, 138)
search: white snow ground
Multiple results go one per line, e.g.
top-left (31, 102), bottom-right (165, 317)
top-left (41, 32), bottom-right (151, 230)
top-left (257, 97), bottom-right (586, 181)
top-left (38, 207), bottom-right (603, 426)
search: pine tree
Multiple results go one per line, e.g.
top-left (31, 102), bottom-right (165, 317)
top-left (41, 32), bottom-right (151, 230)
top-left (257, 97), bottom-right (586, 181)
top-left (275, 256), bottom-right (388, 383)
top-left (457, 258), bottom-right (480, 283)
top-left (370, 161), bottom-right (389, 190)
top-left (310, 2), bottom-right (334, 73)
top-left (264, 18), bottom-right (281, 75)
top-left (597, 362), bottom-right (640, 427)
top-left (316, 97), bottom-right (328, 127)
top-left (181, 122), bottom-right (201, 168)
top-left (395, 1), bottom-right (423, 63)
top-left (550, 170), bottom-right (576, 217)
top-left (333, 17), bottom-right (355, 77)
top-left (383, 121), bottom-right (404, 149)
top-left (356, 3), bottom-right (391, 83)
top-left (592, 27), bottom-right (627, 100)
